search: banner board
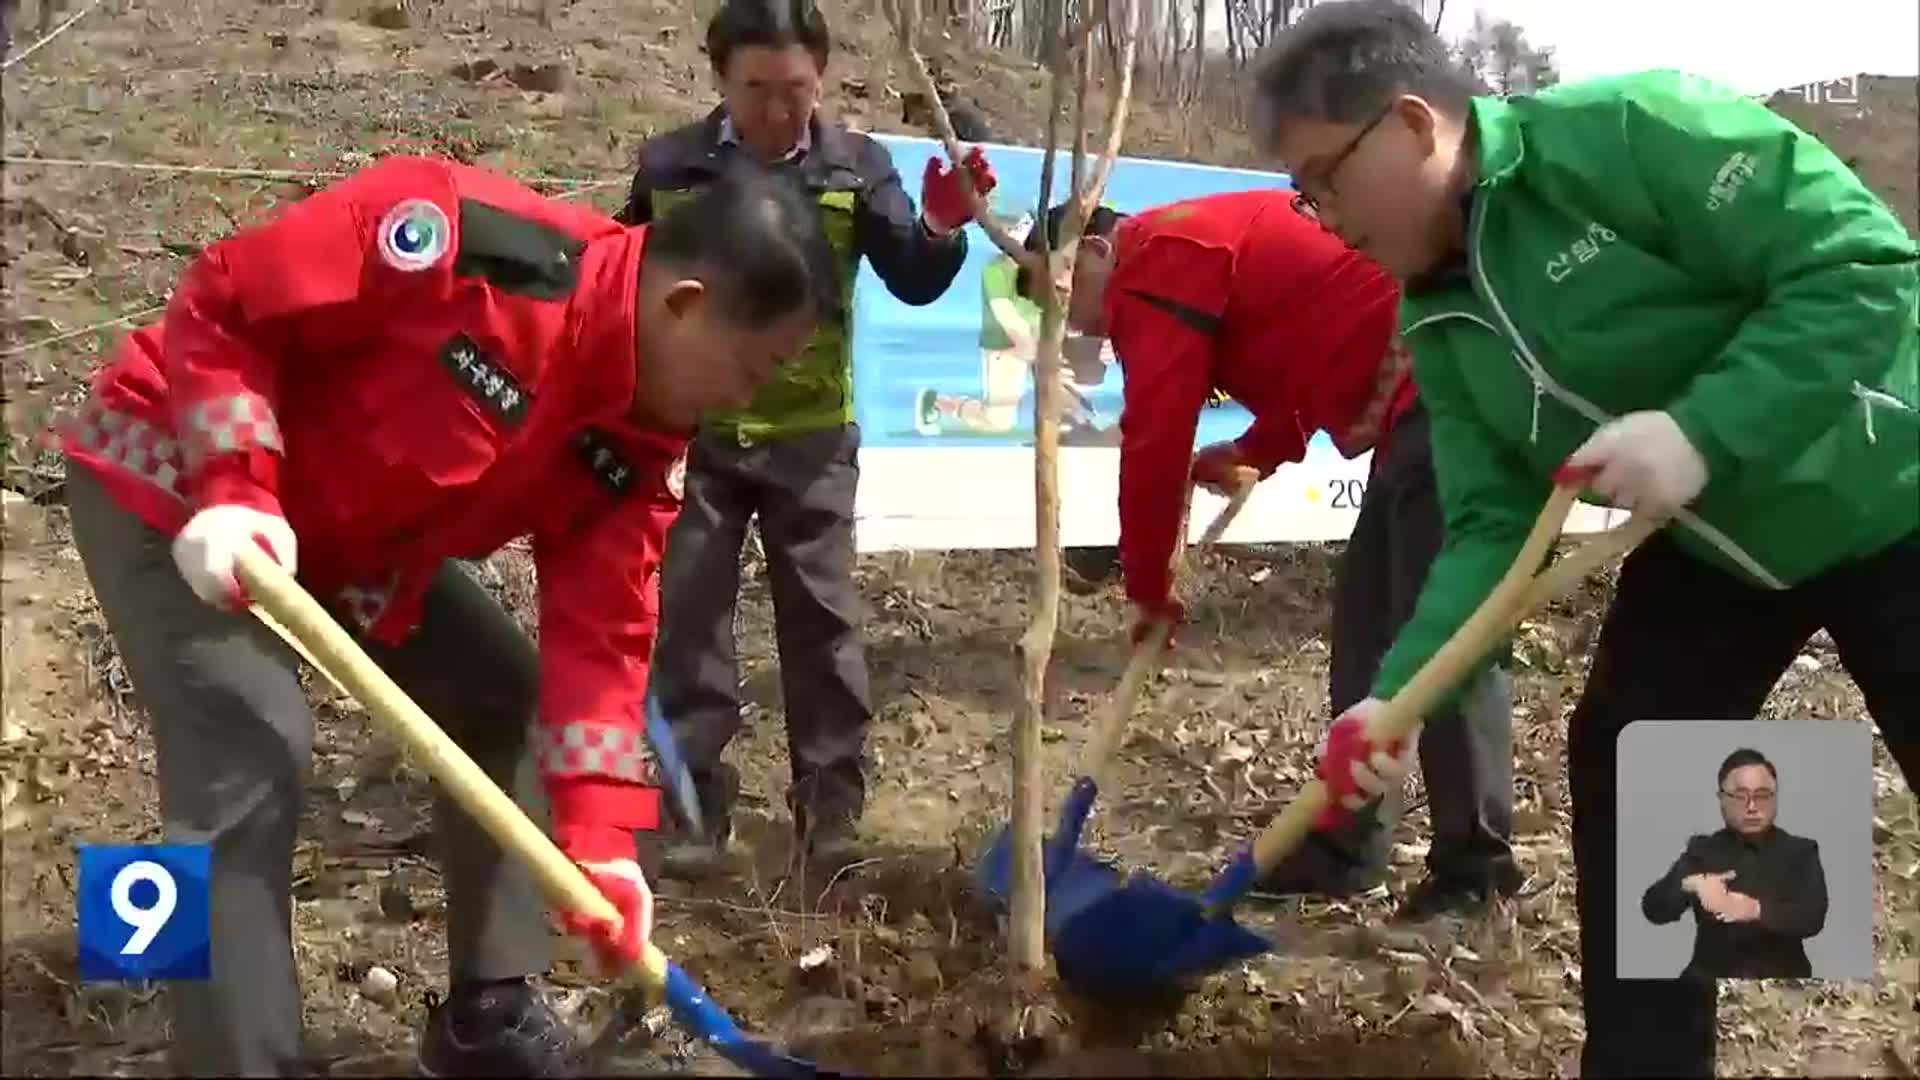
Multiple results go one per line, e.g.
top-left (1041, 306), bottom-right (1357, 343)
top-left (848, 134), bottom-right (1626, 552)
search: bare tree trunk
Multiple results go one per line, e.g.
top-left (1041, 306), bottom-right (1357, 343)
top-left (1430, 0), bottom-right (1446, 32)
top-left (1188, 0), bottom-right (1205, 103)
top-left (887, 0), bottom-right (1139, 983)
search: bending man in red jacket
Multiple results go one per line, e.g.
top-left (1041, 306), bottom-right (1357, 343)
top-left (53, 156), bottom-right (827, 1077)
top-left (1018, 190), bottom-right (1409, 637)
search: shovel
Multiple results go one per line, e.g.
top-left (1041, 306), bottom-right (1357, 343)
top-left (233, 549), bottom-right (839, 1080)
top-left (1042, 474), bottom-right (1660, 999)
top-left (976, 466), bottom-right (1259, 928)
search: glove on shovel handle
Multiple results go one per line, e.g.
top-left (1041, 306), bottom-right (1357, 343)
top-left (233, 547), bottom-right (674, 995)
top-left (1215, 480), bottom-right (1659, 909)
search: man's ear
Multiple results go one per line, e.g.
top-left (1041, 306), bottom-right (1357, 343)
top-left (662, 279), bottom-right (707, 319)
top-left (1395, 94), bottom-right (1444, 156)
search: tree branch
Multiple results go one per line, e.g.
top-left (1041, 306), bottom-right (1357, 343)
top-left (881, 0), bottom-right (1028, 260)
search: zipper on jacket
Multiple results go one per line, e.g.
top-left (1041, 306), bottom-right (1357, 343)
top-left (1463, 199), bottom-right (1791, 591)
top-left (1853, 381), bottom-right (1917, 445)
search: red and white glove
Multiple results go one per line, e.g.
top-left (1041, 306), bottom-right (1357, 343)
top-left (1312, 698), bottom-right (1417, 830)
top-left (551, 791), bottom-right (655, 976)
top-left (171, 504), bottom-right (298, 610)
top-left (1191, 440), bottom-right (1256, 497)
top-left (1558, 411), bottom-right (1707, 519)
top-left (920, 146), bottom-right (998, 235)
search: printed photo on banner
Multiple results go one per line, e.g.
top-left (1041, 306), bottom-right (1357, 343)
top-left (1614, 720), bottom-right (1875, 982)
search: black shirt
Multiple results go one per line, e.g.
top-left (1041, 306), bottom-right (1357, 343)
top-left (1641, 824), bottom-right (1828, 979)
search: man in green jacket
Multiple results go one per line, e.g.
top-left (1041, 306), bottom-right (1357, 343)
top-left (1251, 2), bottom-right (1918, 1075)
top-left (619, 0), bottom-right (995, 875)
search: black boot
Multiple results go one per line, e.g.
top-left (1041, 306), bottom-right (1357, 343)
top-left (417, 978), bottom-right (578, 1078)
top-left (660, 762), bottom-right (739, 880)
top-left (1393, 858), bottom-right (1527, 923)
top-left (1248, 828), bottom-right (1383, 900)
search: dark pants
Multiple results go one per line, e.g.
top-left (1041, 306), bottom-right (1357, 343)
top-left (1571, 528), bottom-right (1919, 1078)
top-left (66, 467), bottom-right (552, 1077)
top-left (1271, 406), bottom-right (1518, 890)
top-left (651, 422), bottom-right (870, 830)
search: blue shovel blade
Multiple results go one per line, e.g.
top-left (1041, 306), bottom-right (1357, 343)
top-left (1050, 871), bottom-right (1273, 1001)
top-left (663, 962), bottom-right (850, 1079)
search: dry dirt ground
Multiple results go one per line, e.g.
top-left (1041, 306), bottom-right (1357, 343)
top-left (3, 0), bottom-right (1917, 1076)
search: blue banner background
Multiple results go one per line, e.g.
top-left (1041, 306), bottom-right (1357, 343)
top-left (852, 134), bottom-right (1339, 455)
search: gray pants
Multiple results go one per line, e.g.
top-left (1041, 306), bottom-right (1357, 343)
top-left (1274, 406), bottom-right (1518, 889)
top-left (651, 422), bottom-right (870, 828)
top-left (66, 467), bottom-right (552, 1077)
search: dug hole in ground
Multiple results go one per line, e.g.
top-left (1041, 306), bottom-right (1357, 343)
top-left (3, 0), bottom-right (1916, 1073)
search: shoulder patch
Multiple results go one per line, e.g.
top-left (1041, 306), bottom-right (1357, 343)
top-left (452, 198), bottom-right (587, 301)
top-left (439, 333), bottom-right (532, 426)
top-left (573, 429), bottom-right (636, 496)
top-left (377, 199), bottom-right (453, 272)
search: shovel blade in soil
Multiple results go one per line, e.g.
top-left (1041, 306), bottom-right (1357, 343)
top-left (1050, 872), bottom-right (1272, 1000)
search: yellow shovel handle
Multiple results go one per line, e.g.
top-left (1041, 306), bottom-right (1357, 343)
top-left (1247, 488), bottom-right (1659, 873)
top-left (233, 547), bottom-right (672, 992)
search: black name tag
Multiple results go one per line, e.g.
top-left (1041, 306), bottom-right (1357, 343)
top-left (439, 333), bottom-right (531, 427)
top-left (573, 429), bottom-right (635, 495)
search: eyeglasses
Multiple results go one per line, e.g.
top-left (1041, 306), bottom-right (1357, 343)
top-left (1290, 103), bottom-right (1394, 216)
top-left (1719, 788), bottom-right (1776, 807)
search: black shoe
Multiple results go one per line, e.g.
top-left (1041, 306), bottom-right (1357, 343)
top-left (1393, 860), bottom-right (1526, 924)
top-left (793, 805), bottom-right (865, 877)
top-left (1248, 830), bottom-right (1381, 900)
top-left (417, 979), bottom-right (578, 1078)
top-left (660, 763), bottom-right (738, 880)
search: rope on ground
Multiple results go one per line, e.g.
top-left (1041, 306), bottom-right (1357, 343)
top-left (0, 304), bottom-right (168, 358)
top-left (1, 0), bottom-right (106, 71)
top-left (1, 155), bottom-right (624, 189)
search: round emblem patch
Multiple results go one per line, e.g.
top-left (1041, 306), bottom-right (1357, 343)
top-left (377, 199), bottom-right (451, 272)
top-left (666, 453), bottom-right (687, 501)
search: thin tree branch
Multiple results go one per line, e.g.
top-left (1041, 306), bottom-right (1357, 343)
top-left (881, 0), bottom-right (1028, 260)
top-left (2, 0), bottom-right (104, 71)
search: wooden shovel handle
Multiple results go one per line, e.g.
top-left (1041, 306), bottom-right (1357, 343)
top-left (1084, 465), bottom-right (1259, 791)
top-left (1246, 487), bottom-right (1658, 874)
top-left (233, 547), bottom-right (673, 992)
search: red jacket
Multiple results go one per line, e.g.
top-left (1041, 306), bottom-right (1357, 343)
top-left (1105, 189), bottom-right (1408, 610)
top-left (55, 155), bottom-right (685, 832)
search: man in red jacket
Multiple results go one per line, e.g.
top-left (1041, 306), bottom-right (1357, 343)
top-left (53, 155), bottom-right (827, 1077)
top-left (1021, 191), bottom-right (1521, 919)
top-left (1019, 191), bottom-right (1409, 635)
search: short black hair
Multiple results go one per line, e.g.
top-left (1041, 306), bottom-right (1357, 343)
top-left (1717, 748), bottom-right (1778, 788)
top-left (1251, 0), bottom-right (1484, 152)
top-left (1012, 202), bottom-right (1128, 298)
top-left (706, 0), bottom-right (831, 76)
top-left (644, 171), bottom-right (836, 329)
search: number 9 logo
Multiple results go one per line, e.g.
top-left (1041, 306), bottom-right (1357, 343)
top-left (111, 859), bottom-right (178, 955)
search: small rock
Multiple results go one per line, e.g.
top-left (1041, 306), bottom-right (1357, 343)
top-left (267, 30), bottom-right (289, 47)
top-left (508, 62), bottom-right (570, 93)
top-left (377, 881), bottom-right (415, 922)
top-left (451, 57), bottom-right (501, 81)
top-left (1792, 654), bottom-right (1823, 672)
top-left (360, 965), bottom-right (399, 1003)
top-left (795, 943), bottom-right (838, 991)
top-left (841, 77), bottom-right (868, 99)
top-left (363, 2), bottom-right (409, 29)
top-left (656, 26), bottom-right (675, 43)
top-left (905, 952), bottom-right (942, 994)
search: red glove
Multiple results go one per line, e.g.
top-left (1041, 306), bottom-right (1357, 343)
top-left (1128, 596), bottom-right (1185, 648)
top-left (550, 782), bottom-right (656, 975)
top-left (1191, 440), bottom-right (1255, 497)
top-left (1312, 698), bottom-right (1416, 830)
top-left (921, 146), bottom-right (998, 234)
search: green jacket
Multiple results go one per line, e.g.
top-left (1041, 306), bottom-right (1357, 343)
top-left (619, 109), bottom-right (970, 445)
top-left (1374, 69), bottom-right (1920, 708)
top-left (979, 254), bottom-right (1040, 351)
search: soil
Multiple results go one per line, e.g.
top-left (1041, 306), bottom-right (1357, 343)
top-left (3, 2), bottom-right (1917, 1077)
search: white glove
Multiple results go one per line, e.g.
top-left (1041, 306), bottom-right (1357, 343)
top-left (171, 504), bottom-right (297, 610)
top-left (1562, 410), bottom-right (1708, 519)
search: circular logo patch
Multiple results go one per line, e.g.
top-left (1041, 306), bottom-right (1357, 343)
top-left (377, 199), bottom-right (451, 272)
top-left (666, 453), bottom-right (687, 501)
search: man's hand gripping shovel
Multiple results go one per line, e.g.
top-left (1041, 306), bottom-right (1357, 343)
top-left (232, 548), bottom-right (838, 1080)
top-left (1038, 468), bottom-right (1660, 1000)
